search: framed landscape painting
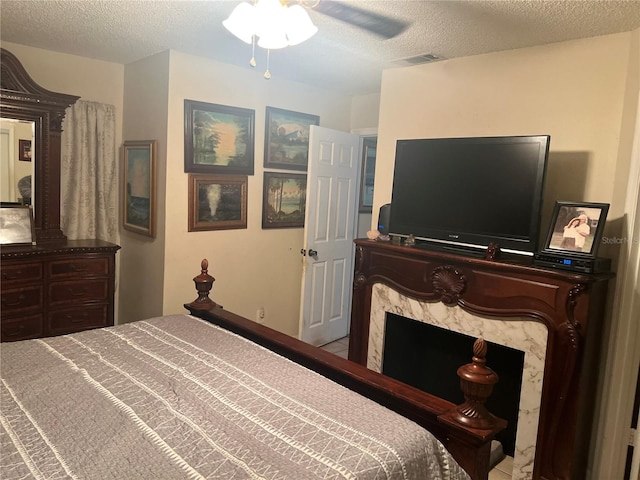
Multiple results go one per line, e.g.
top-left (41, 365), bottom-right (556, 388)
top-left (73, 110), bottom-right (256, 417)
top-left (123, 140), bottom-right (156, 238)
top-left (264, 107), bottom-right (319, 171)
top-left (184, 100), bottom-right (255, 175)
top-left (188, 174), bottom-right (247, 231)
top-left (262, 172), bottom-right (307, 229)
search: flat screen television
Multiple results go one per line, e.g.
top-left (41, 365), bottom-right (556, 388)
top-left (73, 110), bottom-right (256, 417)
top-left (388, 135), bottom-right (550, 255)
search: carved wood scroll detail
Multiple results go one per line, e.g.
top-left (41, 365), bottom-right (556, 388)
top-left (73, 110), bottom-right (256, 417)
top-left (566, 283), bottom-right (587, 335)
top-left (431, 265), bottom-right (466, 306)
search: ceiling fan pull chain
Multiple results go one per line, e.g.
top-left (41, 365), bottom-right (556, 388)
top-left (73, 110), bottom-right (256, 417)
top-left (264, 49), bottom-right (272, 79)
top-left (250, 36), bottom-right (257, 67)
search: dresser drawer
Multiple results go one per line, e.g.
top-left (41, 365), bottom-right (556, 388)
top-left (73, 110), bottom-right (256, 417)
top-left (1, 285), bottom-right (43, 313)
top-left (48, 279), bottom-right (108, 306)
top-left (49, 258), bottom-right (109, 278)
top-left (48, 305), bottom-right (110, 336)
top-left (1, 262), bottom-right (43, 285)
top-left (1, 313), bottom-right (44, 342)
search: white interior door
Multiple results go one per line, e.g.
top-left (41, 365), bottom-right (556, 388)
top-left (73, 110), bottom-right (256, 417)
top-left (299, 126), bottom-right (361, 346)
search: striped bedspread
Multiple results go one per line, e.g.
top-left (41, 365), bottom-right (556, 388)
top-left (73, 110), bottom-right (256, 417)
top-left (1, 314), bottom-right (469, 480)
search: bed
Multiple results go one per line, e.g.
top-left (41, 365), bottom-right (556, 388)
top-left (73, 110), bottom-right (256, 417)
top-left (1, 260), bottom-right (504, 480)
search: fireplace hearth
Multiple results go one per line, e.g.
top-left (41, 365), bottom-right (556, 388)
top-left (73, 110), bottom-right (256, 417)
top-left (368, 285), bottom-right (544, 479)
top-left (382, 312), bottom-right (524, 457)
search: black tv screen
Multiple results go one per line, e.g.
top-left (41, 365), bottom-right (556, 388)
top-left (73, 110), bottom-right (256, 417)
top-left (388, 135), bottom-right (550, 255)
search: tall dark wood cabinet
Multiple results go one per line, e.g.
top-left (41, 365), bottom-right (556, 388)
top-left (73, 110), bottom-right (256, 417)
top-left (1, 241), bottom-right (120, 341)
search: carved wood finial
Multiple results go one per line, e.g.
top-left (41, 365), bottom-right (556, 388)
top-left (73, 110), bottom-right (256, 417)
top-left (186, 259), bottom-right (217, 311)
top-left (451, 337), bottom-right (501, 430)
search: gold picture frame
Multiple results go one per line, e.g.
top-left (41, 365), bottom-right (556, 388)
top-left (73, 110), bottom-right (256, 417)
top-left (188, 174), bottom-right (248, 231)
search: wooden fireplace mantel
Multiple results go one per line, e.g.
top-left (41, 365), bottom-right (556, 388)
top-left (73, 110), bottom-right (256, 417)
top-left (349, 239), bottom-right (614, 480)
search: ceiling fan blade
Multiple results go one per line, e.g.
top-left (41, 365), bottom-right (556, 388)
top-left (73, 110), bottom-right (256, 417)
top-left (313, 1), bottom-right (409, 39)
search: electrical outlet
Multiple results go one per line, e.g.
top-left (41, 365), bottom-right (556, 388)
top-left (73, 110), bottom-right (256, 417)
top-left (256, 307), bottom-right (265, 324)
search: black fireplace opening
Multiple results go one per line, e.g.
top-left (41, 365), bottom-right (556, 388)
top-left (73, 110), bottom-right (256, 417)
top-left (382, 313), bottom-right (524, 457)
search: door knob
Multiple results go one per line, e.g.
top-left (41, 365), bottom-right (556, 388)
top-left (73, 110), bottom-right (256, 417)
top-left (308, 249), bottom-right (318, 257)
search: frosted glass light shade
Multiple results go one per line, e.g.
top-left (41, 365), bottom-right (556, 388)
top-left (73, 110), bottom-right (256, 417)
top-left (257, 30), bottom-right (289, 49)
top-left (285, 5), bottom-right (318, 46)
top-left (222, 2), bottom-right (257, 44)
top-left (255, 0), bottom-right (288, 49)
top-left (223, 0), bottom-right (318, 50)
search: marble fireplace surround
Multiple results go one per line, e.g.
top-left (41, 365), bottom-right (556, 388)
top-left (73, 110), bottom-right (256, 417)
top-left (349, 239), bottom-right (613, 480)
top-left (367, 284), bottom-right (548, 479)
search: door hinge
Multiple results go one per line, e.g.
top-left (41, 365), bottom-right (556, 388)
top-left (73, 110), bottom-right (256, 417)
top-left (630, 427), bottom-right (637, 447)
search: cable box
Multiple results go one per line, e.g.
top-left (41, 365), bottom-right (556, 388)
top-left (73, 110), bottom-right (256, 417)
top-left (533, 253), bottom-right (611, 273)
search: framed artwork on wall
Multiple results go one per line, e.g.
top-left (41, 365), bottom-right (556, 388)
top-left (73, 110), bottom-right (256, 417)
top-left (18, 139), bottom-right (32, 162)
top-left (262, 172), bottom-right (307, 229)
top-left (359, 137), bottom-right (377, 213)
top-left (188, 174), bottom-right (248, 231)
top-left (543, 201), bottom-right (609, 257)
top-left (264, 107), bottom-right (319, 171)
top-left (123, 140), bottom-right (157, 238)
top-left (184, 100), bottom-right (255, 175)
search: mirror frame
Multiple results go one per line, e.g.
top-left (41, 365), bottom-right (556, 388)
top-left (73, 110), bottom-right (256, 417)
top-left (1, 48), bottom-right (79, 244)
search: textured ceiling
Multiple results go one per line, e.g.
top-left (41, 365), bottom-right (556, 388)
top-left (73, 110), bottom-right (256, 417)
top-left (1, 0), bottom-right (639, 96)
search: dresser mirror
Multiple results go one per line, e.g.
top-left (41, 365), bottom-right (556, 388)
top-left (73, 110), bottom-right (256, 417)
top-left (0, 118), bottom-right (34, 205)
top-left (0, 47), bottom-right (79, 244)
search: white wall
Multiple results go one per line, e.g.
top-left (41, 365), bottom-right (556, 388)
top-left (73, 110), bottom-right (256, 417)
top-left (161, 51), bottom-right (352, 337)
top-left (374, 31), bottom-right (639, 479)
top-left (351, 94), bottom-right (381, 239)
top-left (119, 51), bottom-right (171, 323)
top-left (374, 33), bottom-right (635, 226)
top-left (1, 42), bottom-right (125, 110)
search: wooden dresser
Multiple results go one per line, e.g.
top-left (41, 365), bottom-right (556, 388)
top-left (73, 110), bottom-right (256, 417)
top-left (1, 240), bottom-right (120, 342)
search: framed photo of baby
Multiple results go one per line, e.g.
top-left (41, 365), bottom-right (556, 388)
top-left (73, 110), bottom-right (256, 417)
top-left (543, 201), bottom-right (609, 258)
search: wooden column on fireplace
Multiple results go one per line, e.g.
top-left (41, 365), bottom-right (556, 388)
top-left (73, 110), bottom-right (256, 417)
top-left (349, 239), bottom-right (613, 480)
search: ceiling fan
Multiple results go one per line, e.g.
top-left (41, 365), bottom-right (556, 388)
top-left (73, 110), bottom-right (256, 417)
top-left (223, 0), bottom-right (409, 78)
top-left (305, 0), bottom-right (410, 39)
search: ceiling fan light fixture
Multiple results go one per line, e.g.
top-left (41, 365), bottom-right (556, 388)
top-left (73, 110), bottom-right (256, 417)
top-left (257, 30), bottom-right (289, 50)
top-left (223, 0), bottom-right (318, 78)
top-left (285, 5), bottom-right (318, 46)
top-left (222, 2), bottom-right (257, 44)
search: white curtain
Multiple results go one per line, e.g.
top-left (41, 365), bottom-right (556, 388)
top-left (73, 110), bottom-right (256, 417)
top-left (61, 100), bottom-right (118, 243)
